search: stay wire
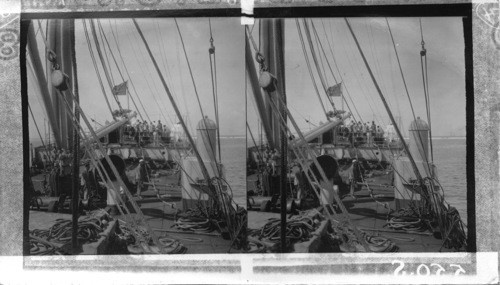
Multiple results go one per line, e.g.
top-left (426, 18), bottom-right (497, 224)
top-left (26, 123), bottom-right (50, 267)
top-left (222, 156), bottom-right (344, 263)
top-left (97, 20), bottom-right (144, 120)
top-left (386, 18), bottom-right (433, 178)
top-left (107, 20), bottom-right (149, 121)
top-left (311, 20), bottom-right (359, 122)
top-left (27, 103), bottom-right (52, 166)
top-left (89, 19), bottom-right (122, 111)
top-left (320, 19), bottom-right (363, 123)
top-left (82, 20), bottom-right (114, 116)
top-left (263, 85), bottom-right (370, 251)
top-left (174, 18), bottom-right (222, 177)
top-left (208, 18), bottom-right (222, 165)
top-left (420, 19), bottom-right (434, 164)
top-left (97, 22), bottom-right (115, 85)
top-left (295, 19), bottom-right (329, 120)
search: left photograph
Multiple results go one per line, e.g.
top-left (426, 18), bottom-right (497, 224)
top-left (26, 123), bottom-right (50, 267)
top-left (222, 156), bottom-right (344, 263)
top-left (25, 18), bottom-right (246, 255)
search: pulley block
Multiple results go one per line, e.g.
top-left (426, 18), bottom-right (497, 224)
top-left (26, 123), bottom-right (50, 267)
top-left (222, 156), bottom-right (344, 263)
top-left (259, 71), bottom-right (276, 92)
top-left (51, 69), bottom-right (69, 91)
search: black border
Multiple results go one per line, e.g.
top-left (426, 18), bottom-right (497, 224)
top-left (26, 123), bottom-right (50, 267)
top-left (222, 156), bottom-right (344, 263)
top-left (21, 2), bottom-right (475, 254)
top-left (21, 19), bottom-right (30, 256)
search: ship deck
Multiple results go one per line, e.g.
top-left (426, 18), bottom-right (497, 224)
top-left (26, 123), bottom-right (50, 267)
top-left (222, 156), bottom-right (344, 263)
top-left (29, 172), bottom-right (241, 254)
top-left (119, 189), bottom-right (241, 254)
top-left (247, 173), bottom-right (460, 253)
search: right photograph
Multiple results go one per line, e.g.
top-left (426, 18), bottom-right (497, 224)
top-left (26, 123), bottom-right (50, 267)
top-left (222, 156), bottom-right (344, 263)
top-left (245, 18), bottom-right (469, 253)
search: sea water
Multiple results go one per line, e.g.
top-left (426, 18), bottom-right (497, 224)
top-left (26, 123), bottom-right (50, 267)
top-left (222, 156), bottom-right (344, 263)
top-left (220, 137), bottom-right (247, 208)
top-left (432, 137), bottom-right (468, 226)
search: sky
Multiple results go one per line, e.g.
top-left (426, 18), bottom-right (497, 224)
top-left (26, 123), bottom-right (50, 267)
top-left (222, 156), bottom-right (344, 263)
top-left (27, 17), bottom-right (466, 143)
top-left (246, 17), bottom-right (466, 140)
top-left (27, 17), bottom-right (245, 141)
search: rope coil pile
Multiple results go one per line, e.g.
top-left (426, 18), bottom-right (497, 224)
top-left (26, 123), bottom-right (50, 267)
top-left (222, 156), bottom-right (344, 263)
top-left (247, 212), bottom-right (322, 253)
top-left (29, 215), bottom-right (109, 255)
top-left (331, 227), bottom-right (399, 253)
top-left (117, 221), bottom-right (188, 254)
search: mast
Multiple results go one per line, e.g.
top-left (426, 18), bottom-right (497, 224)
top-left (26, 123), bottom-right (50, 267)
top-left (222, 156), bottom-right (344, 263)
top-left (258, 19), bottom-right (288, 252)
top-left (69, 19), bottom-right (80, 252)
top-left (27, 22), bottom-right (61, 147)
top-left (245, 33), bottom-right (275, 149)
top-left (44, 19), bottom-right (77, 150)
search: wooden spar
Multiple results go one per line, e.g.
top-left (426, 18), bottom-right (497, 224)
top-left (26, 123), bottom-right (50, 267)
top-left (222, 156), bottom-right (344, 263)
top-left (290, 115), bottom-right (348, 148)
top-left (27, 22), bottom-right (62, 147)
top-left (83, 113), bottom-right (136, 145)
top-left (245, 34), bottom-right (275, 150)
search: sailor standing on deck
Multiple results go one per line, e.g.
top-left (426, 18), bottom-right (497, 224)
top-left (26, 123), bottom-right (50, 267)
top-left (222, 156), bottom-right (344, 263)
top-left (135, 159), bottom-right (149, 199)
top-left (270, 149), bottom-right (280, 176)
top-left (57, 149), bottom-right (73, 211)
top-left (348, 159), bottom-right (362, 199)
top-left (80, 161), bottom-right (95, 205)
top-left (152, 121), bottom-right (159, 146)
top-left (370, 121), bottom-right (376, 144)
top-left (385, 123), bottom-right (396, 143)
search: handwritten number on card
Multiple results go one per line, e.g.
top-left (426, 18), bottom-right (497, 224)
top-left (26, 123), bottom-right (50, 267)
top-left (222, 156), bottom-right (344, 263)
top-left (392, 260), bottom-right (466, 276)
top-left (450, 264), bottom-right (466, 275)
top-left (430, 263), bottom-right (445, 275)
top-left (392, 260), bottom-right (405, 276)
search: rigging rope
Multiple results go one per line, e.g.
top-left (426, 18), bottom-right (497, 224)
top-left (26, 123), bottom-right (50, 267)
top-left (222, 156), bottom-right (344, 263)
top-left (319, 19), bottom-right (363, 122)
top-left (27, 103), bottom-right (52, 166)
top-left (301, 19), bottom-right (334, 112)
top-left (294, 20), bottom-right (329, 119)
top-left (246, 27), bottom-right (368, 250)
top-left (97, 22), bottom-right (115, 85)
top-left (174, 19), bottom-right (207, 122)
top-left (174, 18), bottom-right (222, 176)
top-left (107, 21), bottom-right (150, 121)
top-left (310, 20), bottom-right (359, 123)
top-left (208, 18), bottom-right (222, 166)
top-left (132, 18), bottom-right (218, 210)
top-left (265, 86), bottom-right (370, 251)
top-left (97, 20), bottom-right (145, 121)
top-left (385, 18), bottom-right (418, 126)
top-left (54, 84), bottom-right (151, 247)
top-left (82, 20), bottom-right (114, 116)
top-left (386, 18), bottom-right (433, 177)
top-left (89, 19), bottom-right (122, 111)
top-left (344, 18), bottom-right (424, 183)
top-left (125, 25), bottom-right (171, 125)
top-left (419, 18), bottom-right (435, 164)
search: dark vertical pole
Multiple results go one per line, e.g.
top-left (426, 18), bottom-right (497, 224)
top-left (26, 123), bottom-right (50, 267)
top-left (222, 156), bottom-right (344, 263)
top-left (22, 21), bottom-right (31, 256)
top-left (463, 13), bottom-right (475, 253)
top-left (274, 19), bottom-right (287, 254)
top-left (70, 19), bottom-right (80, 253)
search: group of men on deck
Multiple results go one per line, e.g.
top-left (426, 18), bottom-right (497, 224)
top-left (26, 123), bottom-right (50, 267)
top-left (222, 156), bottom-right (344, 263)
top-left (43, 143), bottom-right (151, 211)
top-left (337, 120), bottom-right (398, 145)
top-left (261, 147), bottom-right (281, 176)
top-left (123, 120), bottom-right (170, 145)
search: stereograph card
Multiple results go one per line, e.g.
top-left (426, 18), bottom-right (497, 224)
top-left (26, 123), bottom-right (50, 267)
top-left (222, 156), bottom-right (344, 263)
top-left (0, 0), bottom-right (498, 284)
